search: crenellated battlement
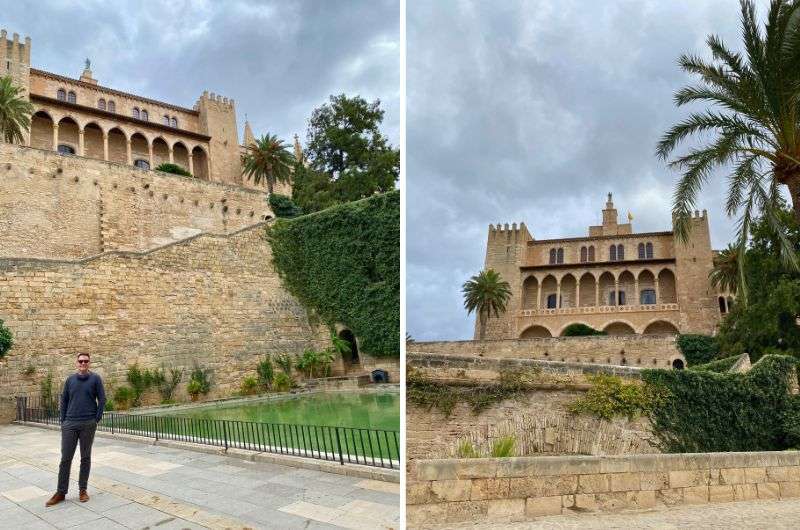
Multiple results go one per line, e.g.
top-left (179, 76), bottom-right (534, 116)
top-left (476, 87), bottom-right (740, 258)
top-left (194, 90), bottom-right (235, 110)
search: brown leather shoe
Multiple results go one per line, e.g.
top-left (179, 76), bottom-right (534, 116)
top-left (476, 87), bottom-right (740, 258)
top-left (79, 490), bottom-right (89, 502)
top-left (45, 493), bottom-right (65, 507)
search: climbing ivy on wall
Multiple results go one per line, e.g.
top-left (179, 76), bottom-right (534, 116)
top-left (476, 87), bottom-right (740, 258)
top-left (642, 355), bottom-right (800, 453)
top-left (266, 191), bottom-right (399, 357)
top-left (0, 318), bottom-right (12, 359)
top-left (676, 334), bottom-right (720, 366)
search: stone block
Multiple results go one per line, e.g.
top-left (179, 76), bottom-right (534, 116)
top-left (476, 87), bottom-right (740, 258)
top-left (669, 470), bottom-right (708, 488)
top-left (471, 478), bottom-right (510, 500)
top-left (571, 493), bottom-right (598, 512)
top-left (708, 485), bottom-right (734, 503)
top-left (767, 466), bottom-right (800, 483)
top-left (418, 461), bottom-right (458, 481)
top-left (406, 501), bottom-right (488, 526)
top-left (509, 475), bottom-right (578, 497)
top-left (733, 483), bottom-right (758, 501)
top-left (578, 473), bottom-right (611, 493)
top-left (599, 457), bottom-right (631, 474)
top-left (744, 467), bottom-right (767, 484)
top-left (525, 496), bottom-right (563, 517)
top-left (594, 491), bottom-right (635, 512)
top-left (779, 481), bottom-right (800, 498)
top-left (632, 490), bottom-right (656, 509)
top-left (718, 468), bottom-right (745, 485)
top-left (655, 488), bottom-right (684, 506)
top-left (757, 482), bottom-right (780, 500)
top-left (609, 472), bottom-right (639, 492)
top-left (682, 485), bottom-right (709, 504)
top-left (487, 498), bottom-right (525, 519)
top-left (430, 479), bottom-right (471, 502)
top-left (640, 472), bottom-right (669, 491)
top-left (455, 459), bottom-right (499, 479)
top-left (406, 482), bottom-right (432, 505)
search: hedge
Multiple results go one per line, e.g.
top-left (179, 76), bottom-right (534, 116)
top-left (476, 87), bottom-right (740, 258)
top-left (642, 355), bottom-right (800, 453)
top-left (562, 323), bottom-right (605, 337)
top-left (689, 354), bottom-right (742, 373)
top-left (0, 318), bottom-right (12, 359)
top-left (266, 191), bottom-right (399, 357)
top-left (676, 334), bottom-right (720, 366)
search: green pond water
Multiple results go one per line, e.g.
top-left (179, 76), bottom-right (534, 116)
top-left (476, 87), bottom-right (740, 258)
top-left (168, 391), bottom-right (400, 431)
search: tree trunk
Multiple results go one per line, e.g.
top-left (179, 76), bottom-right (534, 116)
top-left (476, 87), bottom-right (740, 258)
top-left (478, 311), bottom-right (487, 340)
top-left (788, 174), bottom-right (800, 224)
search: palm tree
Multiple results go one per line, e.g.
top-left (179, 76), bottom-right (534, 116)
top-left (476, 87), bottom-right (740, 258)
top-left (709, 244), bottom-right (740, 295)
top-left (0, 76), bottom-right (33, 144)
top-left (657, 0), bottom-right (800, 301)
top-left (241, 133), bottom-right (295, 194)
top-left (462, 269), bottom-right (512, 340)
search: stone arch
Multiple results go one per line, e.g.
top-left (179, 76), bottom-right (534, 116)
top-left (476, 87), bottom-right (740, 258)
top-left (338, 328), bottom-right (359, 365)
top-left (522, 275), bottom-right (539, 310)
top-left (658, 268), bottom-right (677, 303)
top-left (192, 145), bottom-right (209, 180)
top-left (618, 270), bottom-right (635, 306)
top-left (560, 273), bottom-right (577, 308)
top-left (638, 269), bottom-right (656, 305)
top-left (82, 121), bottom-right (104, 160)
top-left (603, 321), bottom-right (636, 336)
top-left (172, 141), bottom-right (190, 172)
top-left (579, 272), bottom-right (596, 307)
top-left (107, 127), bottom-right (128, 164)
top-left (30, 110), bottom-right (54, 150)
top-left (642, 320), bottom-right (680, 335)
top-left (558, 321), bottom-right (594, 337)
top-left (152, 136), bottom-right (170, 168)
top-left (520, 325), bottom-right (552, 339)
top-left (130, 132), bottom-right (149, 168)
top-left (541, 274), bottom-right (557, 309)
top-left (598, 271), bottom-right (615, 306)
top-left (56, 117), bottom-right (80, 154)
top-left (672, 359), bottom-right (685, 370)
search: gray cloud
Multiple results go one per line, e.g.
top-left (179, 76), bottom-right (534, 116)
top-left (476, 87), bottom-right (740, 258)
top-left (4, 0), bottom-right (399, 147)
top-left (407, 0), bottom-right (772, 341)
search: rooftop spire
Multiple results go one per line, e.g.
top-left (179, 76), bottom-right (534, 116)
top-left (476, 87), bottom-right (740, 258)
top-left (293, 134), bottom-right (303, 163)
top-left (79, 58), bottom-right (97, 85)
top-left (243, 120), bottom-right (255, 147)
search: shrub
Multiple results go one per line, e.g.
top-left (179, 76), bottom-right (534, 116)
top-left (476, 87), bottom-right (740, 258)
top-left (0, 319), bottom-right (13, 359)
top-left (268, 193), bottom-right (303, 218)
top-left (266, 191), bottom-right (399, 357)
top-left (273, 372), bottom-right (293, 392)
top-left (126, 364), bottom-right (154, 407)
top-left (189, 364), bottom-right (212, 395)
top-left (240, 376), bottom-right (259, 396)
top-left (568, 374), bottom-right (664, 421)
top-left (275, 353), bottom-right (293, 375)
top-left (155, 163), bottom-right (192, 177)
top-left (676, 334), bottom-right (720, 366)
top-left (490, 436), bottom-right (516, 458)
top-left (456, 440), bottom-right (479, 458)
top-left (104, 399), bottom-right (115, 412)
top-left (40, 372), bottom-right (55, 412)
top-left (561, 323), bottom-right (605, 337)
top-left (21, 364), bottom-right (35, 377)
top-left (187, 380), bottom-right (203, 400)
top-left (113, 386), bottom-right (134, 410)
top-left (157, 366), bottom-right (183, 403)
top-left (256, 357), bottom-right (274, 390)
top-left (690, 354), bottom-right (743, 373)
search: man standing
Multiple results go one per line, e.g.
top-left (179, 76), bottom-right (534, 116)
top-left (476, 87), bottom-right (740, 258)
top-left (46, 353), bottom-right (106, 506)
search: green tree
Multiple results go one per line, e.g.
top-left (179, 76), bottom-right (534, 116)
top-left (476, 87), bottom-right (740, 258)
top-left (241, 133), bottom-right (295, 194)
top-left (462, 269), bottom-right (512, 340)
top-left (709, 244), bottom-right (740, 295)
top-left (299, 94), bottom-right (399, 212)
top-left (657, 0), bottom-right (800, 300)
top-left (0, 76), bottom-right (33, 144)
top-left (0, 318), bottom-right (12, 359)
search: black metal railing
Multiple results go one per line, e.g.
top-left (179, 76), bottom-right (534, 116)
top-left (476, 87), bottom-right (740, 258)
top-left (15, 396), bottom-right (400, 469)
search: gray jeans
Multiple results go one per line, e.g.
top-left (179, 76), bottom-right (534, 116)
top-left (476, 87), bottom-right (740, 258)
top-left (57, 419), bottom-right (97, 494)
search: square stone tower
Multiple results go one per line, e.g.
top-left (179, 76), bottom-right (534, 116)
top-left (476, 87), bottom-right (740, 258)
top-left (672, 210), bottom-right (719, 334)
top-left (196, 91), bottom-right (241, 186)
top-left (0, 30), bottom-right (31, 95)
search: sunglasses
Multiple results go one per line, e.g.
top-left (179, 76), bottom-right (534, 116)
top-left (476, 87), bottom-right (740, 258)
top-left (77, 359), bottom-right (90, 364)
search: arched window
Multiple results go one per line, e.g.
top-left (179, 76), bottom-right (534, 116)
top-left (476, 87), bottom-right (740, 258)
top-left (546, 294), bottom-right (558, 309)
top-left (580, 246), bottom-right (587, 262)
top-left (588, 246), bottom-right (595, 261)
top-left (638, 243), bottom-right (645, 259)
top-left (107, 100), bottom-right (116, 112)
top-left (57, 144), bottom-right (75, 155)
top-left (618, 291), bottom-right (626, 305)
top-left (57, 88), bottom-right (66, 101)
top-left (141, 110), bottom-right (149, 121)
top-left (163, 115), bottom-right (170, 126)
top-left (549, 248), bottom-right (557, 264)
top-left (617, 244), bottom-right (625, 260)
top-left (556, 248), bottom-right (564, 264)
top-left (98, 98), bottom-right (106, 110)
top-left (608, 290), bottom-right (617, 306)
top-left (641, 289), bottom-right (656, 305)
top-left (170, 117), bottom-right (177, 128)
top-left (718, 296), bottom-right (727, 314)
top-left (609, 245), bottom-right (617, 261)
top-left (646, 242), bottom-right (653, 259)
top-left (132, 107), bottom-right (140, 119)
top-left (134, 159), bottom-right (150, 170)
top-left (67, 91), bottom-right (76, 104)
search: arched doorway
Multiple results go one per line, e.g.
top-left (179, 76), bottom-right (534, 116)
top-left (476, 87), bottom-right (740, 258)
top-left (603, 321), bottom-right (636, 336)
top-left (643, 320), bottom-right (680, 335)
top-left (30, 111), bottom-right (54, 150)
top-left (672, 359), bottom-right (685, 370)
top-left (520, 325), bottom-right (551, 338)
top-left (338, 329), bottom-right (359, 365)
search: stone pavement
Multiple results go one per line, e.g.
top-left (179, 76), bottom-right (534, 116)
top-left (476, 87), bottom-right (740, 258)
top-left (417, 498), bottom-right (800, 529)
top-left (0, 424), bottom-right (399, 529)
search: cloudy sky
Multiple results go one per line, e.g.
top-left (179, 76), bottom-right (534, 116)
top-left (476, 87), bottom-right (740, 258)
top-left (407, 0), bottom-right (774, 341)
top-left (3, 0), bottom-right (399, 147)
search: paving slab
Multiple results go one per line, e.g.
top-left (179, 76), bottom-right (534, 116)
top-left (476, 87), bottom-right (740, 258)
top-left (0, 424), bottom-right (398, 529)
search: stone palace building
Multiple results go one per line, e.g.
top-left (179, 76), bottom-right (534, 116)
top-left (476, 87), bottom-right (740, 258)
top-left (480, 194), bottom-right (732, 339)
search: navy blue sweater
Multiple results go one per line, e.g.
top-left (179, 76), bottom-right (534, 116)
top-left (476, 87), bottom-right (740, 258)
top-left (60, 372), bottom-right (106, 423)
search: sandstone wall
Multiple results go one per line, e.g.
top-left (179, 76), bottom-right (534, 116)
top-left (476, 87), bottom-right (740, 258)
top-left (408, 335), bottom-right (684, 369)
top-left (0, 222), bottom-right (330, 400)
top-left (0, 144), bottom-right (272, 259)
top-left (408, 451), bottom-right (800, 526)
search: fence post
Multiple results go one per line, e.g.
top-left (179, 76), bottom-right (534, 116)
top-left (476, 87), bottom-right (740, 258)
top-left (111, 413), bottom-right (114, 434)
top-left (223, 421), bottom-right (228, 451)
top-left (154, 416), bottom-right (159, 442)
top-left (335, 427), bottom-right (344, 465)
